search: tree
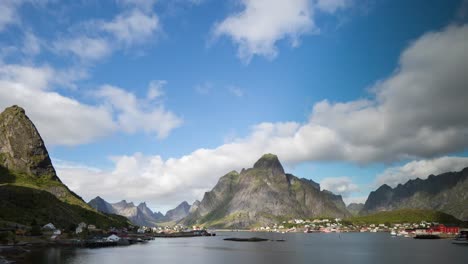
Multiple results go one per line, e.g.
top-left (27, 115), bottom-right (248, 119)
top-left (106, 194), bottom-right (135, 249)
top-left (30, 219), bottom-right (42, 236)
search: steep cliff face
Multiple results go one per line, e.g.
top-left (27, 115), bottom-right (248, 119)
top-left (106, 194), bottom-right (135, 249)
top-left (165, 201), bottom-right (190, 221)
top-left (0, 105), bottom-right (88, 207)
top-left (361, 168), bottom-right (468, 220)
top-left (184, 154), bottom-right (350, 228)
top-left (0, 105), bottom-right (58, 180)
top-left (0, 105), bottom-right (128, 228)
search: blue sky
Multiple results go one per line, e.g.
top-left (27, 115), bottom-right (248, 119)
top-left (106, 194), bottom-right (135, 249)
top-left (1, 0), bottom-right (468, 212)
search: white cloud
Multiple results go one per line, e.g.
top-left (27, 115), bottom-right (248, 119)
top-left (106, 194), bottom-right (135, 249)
top-left (147, 80), bottom-right (166, 100)
top-left (343, 196), bottom-right (367, 205)
top-left (0, 0), bottom-right (22, 31)
top-left (228, 86), bottom-right (244, 97)
top-left (21, 31), bottom-right (41, 56)
top-left (320, 176), bottom-right (359, 196)
top-left (0, 63), bottom-right (182, 145)
top-left (376, 156), bottom-right (468, 188)
top-left (315, 0), bottom-right (350, 13)
top-left (213, 0), bottom-right (316, 62)
top-left (53, 36), bottom-right (112, 61)
top-left (57, 24), bottom-right (468, 209)
top-left (0, 64), bottom-right (117, 145)
top-left (96, 83), bottom-right (182, 139)
top-left (101, 9), bottom-right (160, 46)
top-left (52, 6), bottom-right (161, 62)
top-left (213, 0), bottom-right (353, 62)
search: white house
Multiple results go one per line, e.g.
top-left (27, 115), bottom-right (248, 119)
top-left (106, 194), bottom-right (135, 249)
top-left (42, 223), bottom-right (56, 230)
top-left (106, 234), bottom-right (121, 242)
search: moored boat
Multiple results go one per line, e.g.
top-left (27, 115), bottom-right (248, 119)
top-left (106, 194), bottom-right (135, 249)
top-left (452, 230), bottom-right (468, 245)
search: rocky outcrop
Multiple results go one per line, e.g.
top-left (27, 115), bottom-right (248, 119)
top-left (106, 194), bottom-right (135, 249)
top-left (0, 105), bottom-right (128, 228)
top-left (165, 201), bottom-right (191, 222)
top-left (361, 168), bottom-right (468, 220)
top-left (0, 105), bottom-right (58, 180)
top-left (184, 154), bottom-right (350, 228)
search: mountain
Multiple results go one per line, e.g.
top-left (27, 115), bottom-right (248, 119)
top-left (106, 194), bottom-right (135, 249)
top-left (165, 201), bottom-right (190, 222)
top-left (88, 196), bottom-right (115, 214)
top-left (184, 154), bottom-right (350, 228)
top-left (0, 105), bottom-right (129, 228)
top-left (189, 200), bottom-right (201, 214)
top-left (88, 197), bottom-right (166, 227)
top-left (349, 209), bottom-right (463, 225)
top-left (347, 203), bottom-right (364, 216)
top-left (361, 168), bottom-right (468, 220)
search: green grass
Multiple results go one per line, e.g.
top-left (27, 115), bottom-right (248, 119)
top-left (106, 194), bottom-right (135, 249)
top-left (347, 209), bottom-right (463, 225)
top-left (0, 185), bottom-right (130, 229)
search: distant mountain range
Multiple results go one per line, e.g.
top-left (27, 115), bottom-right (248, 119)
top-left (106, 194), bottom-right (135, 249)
top-left (183, 154), bottom-right (350, 228)
top-left (88, 196), bottom-right (191, 227)
top-left (347, 203), bottom-right (364, 216)
top-left (0, 105), bottom-right (129, 228)
top-left (1, 104), bottom-right (466, 229)
top-left (361, 168), bottom-right (468, 220)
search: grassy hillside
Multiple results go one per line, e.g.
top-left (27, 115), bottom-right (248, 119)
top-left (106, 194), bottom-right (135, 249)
top-left (0, 185), bottom-right (130, 229)
top-left (347, 209), bottom-right (463, 225)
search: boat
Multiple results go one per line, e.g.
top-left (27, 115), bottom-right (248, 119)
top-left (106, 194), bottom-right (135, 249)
top-left (224, 237), bottom-right (269, 242)
top-left (452, 230), bottom-right (468, 245)
top-left (390, 230), bottom-right (397, 236)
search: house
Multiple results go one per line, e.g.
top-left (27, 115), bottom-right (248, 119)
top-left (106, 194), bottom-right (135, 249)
top-left (106, 234), bottom-right (121, 242)
top-left (430, 224), bottom-right (459, 234)
top-left (88, 225), bottom-right (97, 231)
top-left (42, 223), bottom-right (56, 230)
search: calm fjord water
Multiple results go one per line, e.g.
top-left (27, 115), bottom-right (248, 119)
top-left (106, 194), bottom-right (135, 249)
top-left (24, 232), bottom-right (468, 264)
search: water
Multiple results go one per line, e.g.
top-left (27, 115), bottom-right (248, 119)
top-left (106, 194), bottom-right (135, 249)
top-left (22, 232), bottom-right (468, 264)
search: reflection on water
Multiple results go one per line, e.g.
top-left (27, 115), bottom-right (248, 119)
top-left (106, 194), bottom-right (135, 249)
top-left (21, 232), bottom-right (468, 264)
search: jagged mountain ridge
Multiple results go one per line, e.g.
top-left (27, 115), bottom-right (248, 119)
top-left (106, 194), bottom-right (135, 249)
top-left (184, 154), bottom-right (350, 228)
top-left (361, 167), bottom-right (468, 220)
top-left (88, 197), bottom-right (190, 226)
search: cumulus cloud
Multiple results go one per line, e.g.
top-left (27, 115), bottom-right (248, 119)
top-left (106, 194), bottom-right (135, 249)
top-left (375, 156), bottom-right (468, 188)
top-left (96, 83), bottom-right (182, 139)
top-left (343, 196), bottom-right (367, 205)
top-left (101, 9), bottom-right (160, 46)
top-left (213, 0), bottom-right (315, 62)
top-left (0, 63), bottom-right (182, 145)
top-left (53, 36), bottom-right (112, 61)
top-left (320, 177), bottom-right (359, 196)
top-left (0, 0), bottom-right (22, 31)
top-left (52, 5), bottom-right (161, 62)
top-left (213, 0), bottom-right (352, 62)
top-left (315, 0), bottom-right (350, 13)
top-left (57, 24), bottom-right (468, 209)
top-left (0, 64), bottom-right (117, 145)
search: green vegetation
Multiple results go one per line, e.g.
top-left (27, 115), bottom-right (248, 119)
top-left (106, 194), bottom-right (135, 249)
top-left (0, 185), bottom-right (130, 229)
top-left (347, 209), bottom-right (463, 225)
top-left (0, 166), bottom-right (89, 209)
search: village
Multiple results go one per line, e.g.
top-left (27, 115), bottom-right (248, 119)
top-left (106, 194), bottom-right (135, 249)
top-left (1, 217), bottom-right (466, 251)
top-left (251, 218), bottom-right (465, 239)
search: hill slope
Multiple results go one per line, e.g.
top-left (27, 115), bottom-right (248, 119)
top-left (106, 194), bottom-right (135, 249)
top-left (349, 209), bottom-right (463, 225)
top-left (361, 168), bottom-right (468, 220)
top-left (184, 154), bottom-right (350, 228)
top-left (0, 105), bottom-right (129, 228)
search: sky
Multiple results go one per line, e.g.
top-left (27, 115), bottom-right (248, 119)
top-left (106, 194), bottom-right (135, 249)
top-left (1, 0), bottom-right (468, 213)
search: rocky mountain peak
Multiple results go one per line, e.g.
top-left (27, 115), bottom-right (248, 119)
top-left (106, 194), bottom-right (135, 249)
top-left (0, 105), bottom-right (58, 180)
top-left (253, 153), bottom-right (285, 174)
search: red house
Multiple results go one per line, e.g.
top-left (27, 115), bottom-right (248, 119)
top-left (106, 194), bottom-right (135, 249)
top-left (430, 224), bottom-right (459, 234)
